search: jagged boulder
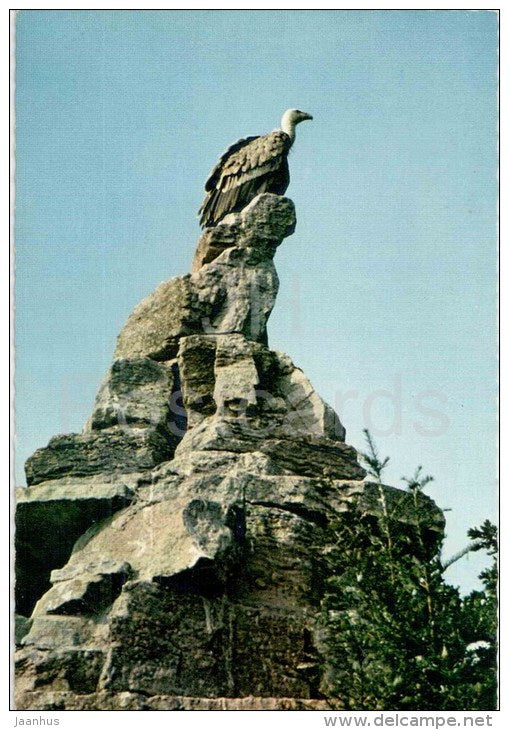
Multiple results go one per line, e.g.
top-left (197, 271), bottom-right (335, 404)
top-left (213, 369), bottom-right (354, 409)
top-left (15, 475), bottom-right (137, 618)
top-left (24, 429), bottom-right (173, 487)
top-left (15, 194), bottom-right (445, 711)
top-left (191, 193), bottom-right (296, 272)
top-left (115, 194), bottom-right (295, 361)
top-left (177, 332), bottom-right (346, 440)
top-left (17, 444), bottom-right (443, 707)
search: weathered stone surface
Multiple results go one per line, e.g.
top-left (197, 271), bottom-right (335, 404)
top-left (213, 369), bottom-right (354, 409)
top-left (272, 355), bottom-right (346, 440)
top-left (22, 614), bottom-right (101, 650)
top-left (15, 647), bottom-right (104, 698)
top-left (115, 194), bottom-right (295, 362)
top-left (98, 582), bottom-right (318, 698)
top-left (214, 334), bottom-right (259, 413)
top-left (177, 334), bottom-right (217, 427)
top-left (175, 332), bottom-right (346, 444)
top-left (115, 275), bottom-right (198, 360)
top-left (176, 419), bottom-right (361, 480)
top-left (25, 429), bottom-right (173, 487)
top-left (34, 561), bottom-right (133, 618)
top-left (17, 447), bottom-right (443, 703)
top-left (16, 193), bottom-right (445, 710)
top-left (260, 437), bottom-right (364, 479)
top-left (15, 476), bottom-right (136, 617)
top-left (191, 246), bottom-right (279, 343)
top-left (24, 358), bottom-right (186, 491)
top-left (233, 193), bottom-right (297, 246)
top-left (191, 193), bottom-right (296, 272)
top-left (14, 690), bottom-right (344, 711)
top-left (34, 493), bottom-right (241, 594)
top-left (16, 451), bottom-right (443, 707)
top-left (85, 358), bottom-right (177, 432)
top-left (15, 615), bottom-right (32, 645)
top-left (191, 222), bottom-right (241, 274)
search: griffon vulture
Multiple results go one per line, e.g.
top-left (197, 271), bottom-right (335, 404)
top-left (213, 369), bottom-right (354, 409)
top-left (199, 109), bottom-right (313, 228)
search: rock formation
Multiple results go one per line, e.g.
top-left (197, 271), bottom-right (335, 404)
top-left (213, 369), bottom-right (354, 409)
top-left (15, 194), bottom-right (444, 710)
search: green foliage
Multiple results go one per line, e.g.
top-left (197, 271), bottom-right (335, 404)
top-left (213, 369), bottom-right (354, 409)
top-left (361, 428), bottom-right (390, 482)
top-left (468, 520), bottom-right (498, 596)
top-left (402, 465), bottom-right (434, 492)
top-left (321, 431), bottom-right (498, 711)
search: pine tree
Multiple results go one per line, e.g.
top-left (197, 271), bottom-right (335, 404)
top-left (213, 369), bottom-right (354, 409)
top-left (321, 430), bottom-right (498, 710)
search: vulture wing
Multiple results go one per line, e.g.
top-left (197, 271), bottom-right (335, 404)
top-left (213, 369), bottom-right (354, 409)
top-left (199, 131), bottom-right (291, 228)
top-left (204, 136), bottom-right (260, 192)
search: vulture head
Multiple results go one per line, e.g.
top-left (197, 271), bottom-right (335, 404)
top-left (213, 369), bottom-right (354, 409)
top-left (281, 108), bottom-right (313, 142)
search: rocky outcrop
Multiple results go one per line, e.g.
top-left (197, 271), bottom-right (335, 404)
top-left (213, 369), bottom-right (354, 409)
top-left (15, 194), bottom-right (444, 710)
top-left (15, 475), bottom-right (137, 618)
top-left (115, 195), bottom-right (295, 362)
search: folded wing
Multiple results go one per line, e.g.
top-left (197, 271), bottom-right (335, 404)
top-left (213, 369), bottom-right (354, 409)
top-left (199, 131), bottom-right (291, 228)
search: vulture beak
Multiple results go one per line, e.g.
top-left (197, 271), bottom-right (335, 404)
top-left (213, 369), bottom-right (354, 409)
top-left (301, 112), bottom-right (313, 121)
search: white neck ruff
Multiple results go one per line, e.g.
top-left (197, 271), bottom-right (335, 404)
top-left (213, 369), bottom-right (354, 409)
top-left (280, 114), bottom-right (296, 144)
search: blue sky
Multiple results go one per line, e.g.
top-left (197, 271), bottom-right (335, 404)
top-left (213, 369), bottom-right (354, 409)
top-left (14, 10), bottom-right (498, 592)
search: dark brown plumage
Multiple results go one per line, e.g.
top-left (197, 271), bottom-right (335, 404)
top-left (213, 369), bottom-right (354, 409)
top-left (199, 130), bottom-right (292, 228)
